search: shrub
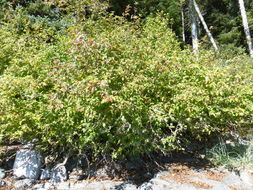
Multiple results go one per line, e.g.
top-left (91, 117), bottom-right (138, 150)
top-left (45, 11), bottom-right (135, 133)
top-left (0, 12), bottom-right (252, 158)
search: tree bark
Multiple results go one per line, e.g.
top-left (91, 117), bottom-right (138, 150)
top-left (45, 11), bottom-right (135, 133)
top-left (238, 0), bottom-right (253, 57)
top-left (189, 0), bottom-right (199, 54)
top-left (181, 9), bottom-right (186, 42)
top-left (193, 0), bottom-right (218, 52)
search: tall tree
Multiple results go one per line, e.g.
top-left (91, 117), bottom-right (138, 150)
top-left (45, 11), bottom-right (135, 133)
top-left (193, 0), bottom-right (218, 52)
top-left (238, 0), bottom-right (253, 57)
top-left (189, 0), bottom-right (199, 54)
top-left (181, 8), bottom-right (186, 42)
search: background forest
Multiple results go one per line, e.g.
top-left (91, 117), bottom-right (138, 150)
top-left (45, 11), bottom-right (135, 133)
top-left (0, 0), bottom-right (253, 161)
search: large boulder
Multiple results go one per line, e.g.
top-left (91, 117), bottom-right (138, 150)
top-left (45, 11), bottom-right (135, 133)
top-left (13, 149), bottom-right (43, 179)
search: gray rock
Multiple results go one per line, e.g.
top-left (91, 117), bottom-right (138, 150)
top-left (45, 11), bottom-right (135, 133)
top-left (82, 165), bottom-right (107, 178)
top-left (40, 167), bottom-right (51, 180)
top-left (14, 179), bottom-right (35, 189)
top-left (190, 177), bottom-right (230, 190)
top-left (33, 182), bottom-right (53, 190)
top-left (32, 183), bottom-right (45, 189)
top-left (138, 182), bottom-right (153, 190)
top-left (56, 182), bottom-right (71, 190)
top-left (240, 170), bottom-right (253, 187)
top-left (13, 149), bottom-right (43, 179)
top-left (0, 180), bottom-right (5, 188)
top-left (44, 182), bottom-right (53, 189)
top-left (83, 181), bottom-right (122, 190)
top-left (222, 172), bottom-right (252, 189)
top-left (94, 167), bottom-right (108, 177)
top-left (111, 183), bottom-right (138, 190)
top-left (50, 165), bottom-right (68, 184)
top-left (0, 169), bottom-right (5, 179)
top-left (154, 171), bottom-right (169, 178)
top-left (56, 180), bottom-right (122, 190)
top-left (150, 178), bottom-right (197, 190)
top-left (69, 168), bottom-right (84, 180)
top-left (57, 182), bottom-right (85, 190)
top-left (68, 174), bottom-right (83, 180)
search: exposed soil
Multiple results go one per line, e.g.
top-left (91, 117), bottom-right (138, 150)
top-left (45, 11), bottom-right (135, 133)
top-left (204, 169), bottom-right (227, 182)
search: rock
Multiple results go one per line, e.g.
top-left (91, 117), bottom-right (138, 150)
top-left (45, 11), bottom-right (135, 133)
top-left (112, 183), bottom-right (138, 190)
top-left (82, 165), bottom-right (108, 178)
top-left (0, 181), bottom-right (5, 188)
top-left (190, 177), bottom-right (230, 190)
top-left (0, 169), bottom-right (5, 179)
top-left (13, 149), bottom-right (43, 179)
top-left (13, 179), bottom-right (35, 189)
top-left (33, 183), bottom-right (45, 189)
top-left (69, 168), bottom-right (84, 180)
top-left (44, 182), bottom-right (54, 190)
top-left (65, 156), bottom-right (87, 172)
top-left (240, 170), bottom-right (253, 187)
top-left (50, 165), bottom-right (68, 184)
top-left (68, 173), bottom-right (82, 180)
top-left (33, 182), bottom-right (53, 190)
top-left (57, 182), bottom-right (82, 190)
top-left (40, 167), bottom-right (51, 180)
top-left (56, 180), bottom-right (122, 190)
top-left (123, 184), bottom-right (138, 190)
top-left (138, 182), bottom-right (153, 190)
top-left (83, 180), bottom-right (121, 190)
top-left (32, 183), bottom-right (45, 190)
top-left (56, 182), bottom-right (71, 190)
top-left (154, 171), bottom-right (169, 178)
top-left (94, 167), bottom-right (108, 177)
top-left (222, 172), bottom-right (252, 190)
top-left (65, 157), bottom-right (78, 172)
top-left (225, 133), bottom-right (251, 146)
top-left (149, 178), bottom-right (197, 190)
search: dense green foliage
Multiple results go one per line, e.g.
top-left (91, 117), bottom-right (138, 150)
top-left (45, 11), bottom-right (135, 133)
top-left (0, 0), bottom-right (252, 158)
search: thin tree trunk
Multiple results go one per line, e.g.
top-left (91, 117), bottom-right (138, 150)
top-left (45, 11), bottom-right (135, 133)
top-left (193, 0), bottom-right (218, 52)
top-left (238, 0), bottom-right (253, 57)
top-left (181, 9), bottom-right (186, 42)
top-left (189, 0), bottom-right (198, 54)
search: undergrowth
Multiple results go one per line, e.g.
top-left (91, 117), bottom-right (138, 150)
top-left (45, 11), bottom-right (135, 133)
top-left (206, 135), bottom-right (253, 171)
top-left (0, 2), bottom-right (252, 159)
